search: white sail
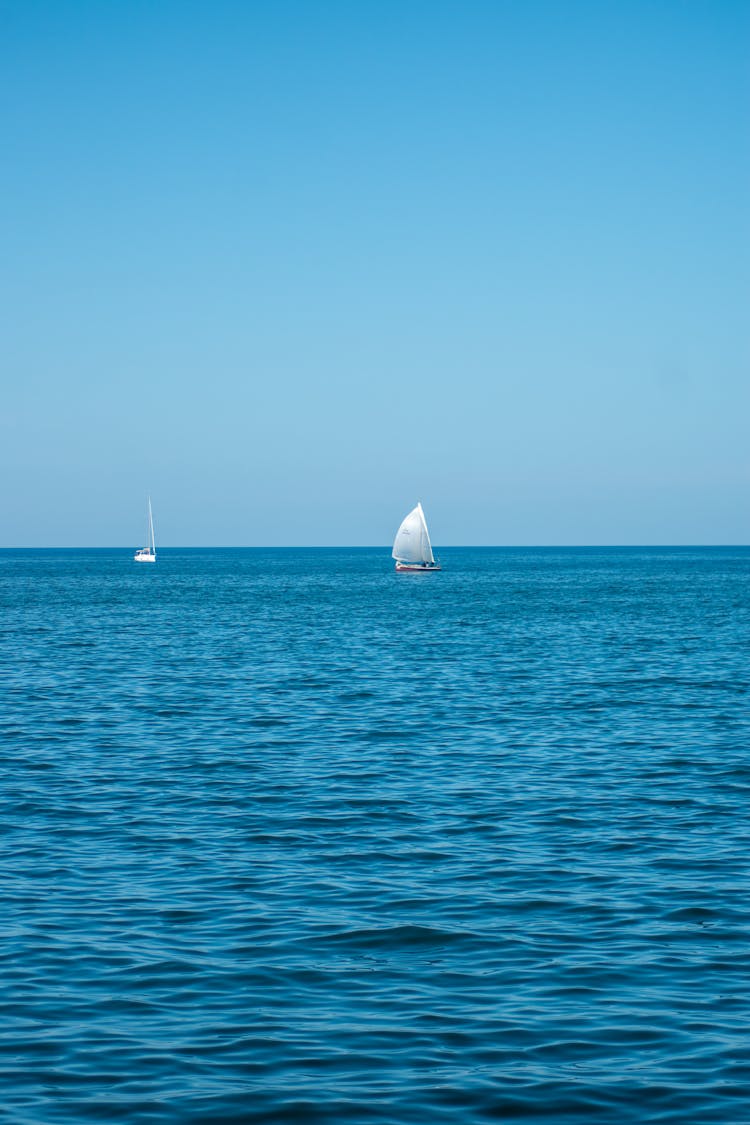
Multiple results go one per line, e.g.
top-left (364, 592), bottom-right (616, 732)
top-left (392, 502), bottom-right (435, 564)
top-left (134, 496), bottom-right (156, 561)
top-left (148, 497), bottom-right (155, 554)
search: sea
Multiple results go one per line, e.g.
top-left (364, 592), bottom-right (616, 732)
top-left (2, 546), bottom-right (749, 1124)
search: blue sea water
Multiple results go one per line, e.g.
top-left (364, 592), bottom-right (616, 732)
top-left (1, 546), bottom-right (749, 1124)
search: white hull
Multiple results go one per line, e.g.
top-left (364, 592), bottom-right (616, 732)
top-left (134, 551), bottom-right (156, 562)
top-left (395, 561), bottom-right (440, 572)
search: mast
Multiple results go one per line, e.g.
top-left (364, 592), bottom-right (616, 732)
top-left (148, 497), bottom-right (155, 554)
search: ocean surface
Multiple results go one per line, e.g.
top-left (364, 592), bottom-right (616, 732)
top-left (2, 546), bottom-right (749, 1124)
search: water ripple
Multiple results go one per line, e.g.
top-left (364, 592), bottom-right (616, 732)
top-left (1, 547), bottom-right (748, 1123)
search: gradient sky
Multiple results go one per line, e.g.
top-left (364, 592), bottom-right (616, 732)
top-left (2, 0), bottom-right (748, 545)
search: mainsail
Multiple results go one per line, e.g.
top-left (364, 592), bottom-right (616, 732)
top-left (392, 502), bottom-right (435, 565)
top-left (147, 497), bottom-right (155, 555)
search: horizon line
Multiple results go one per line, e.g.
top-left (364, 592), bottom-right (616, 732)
top-left (2, 544), bottom-right (748, 551)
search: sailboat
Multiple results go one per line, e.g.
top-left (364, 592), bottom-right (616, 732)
top-left (134, 497), bottom-right (156, 562)
top-left (392, 502), bottom-right (440, 571)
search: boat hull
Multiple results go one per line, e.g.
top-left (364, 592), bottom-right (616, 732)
top-left (134, 553), bottom-right (156, 562)
top-left (394, 562), bottom-right (440, 572)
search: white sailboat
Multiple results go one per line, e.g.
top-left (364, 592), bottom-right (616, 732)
top-left (392, 502), bottom-right (440, 571)
top-left (134, 497), bottom-right (156, 562)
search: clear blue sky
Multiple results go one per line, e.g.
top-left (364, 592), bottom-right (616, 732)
top-left (2, 0), bottom-right (748, 545)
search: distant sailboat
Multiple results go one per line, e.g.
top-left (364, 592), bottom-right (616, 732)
top-left (134, 497), bottom-right (156, 563)
top-left (392, 502), bottom-right (440, 571)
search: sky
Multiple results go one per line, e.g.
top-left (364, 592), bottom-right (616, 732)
top-left (2, 0), bottom-right (748, 546)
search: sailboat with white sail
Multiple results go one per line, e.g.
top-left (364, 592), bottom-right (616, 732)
top-left (134, 497), bottom-right (156, 562)
top-left (392, 502), bottom-right (440, 571)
